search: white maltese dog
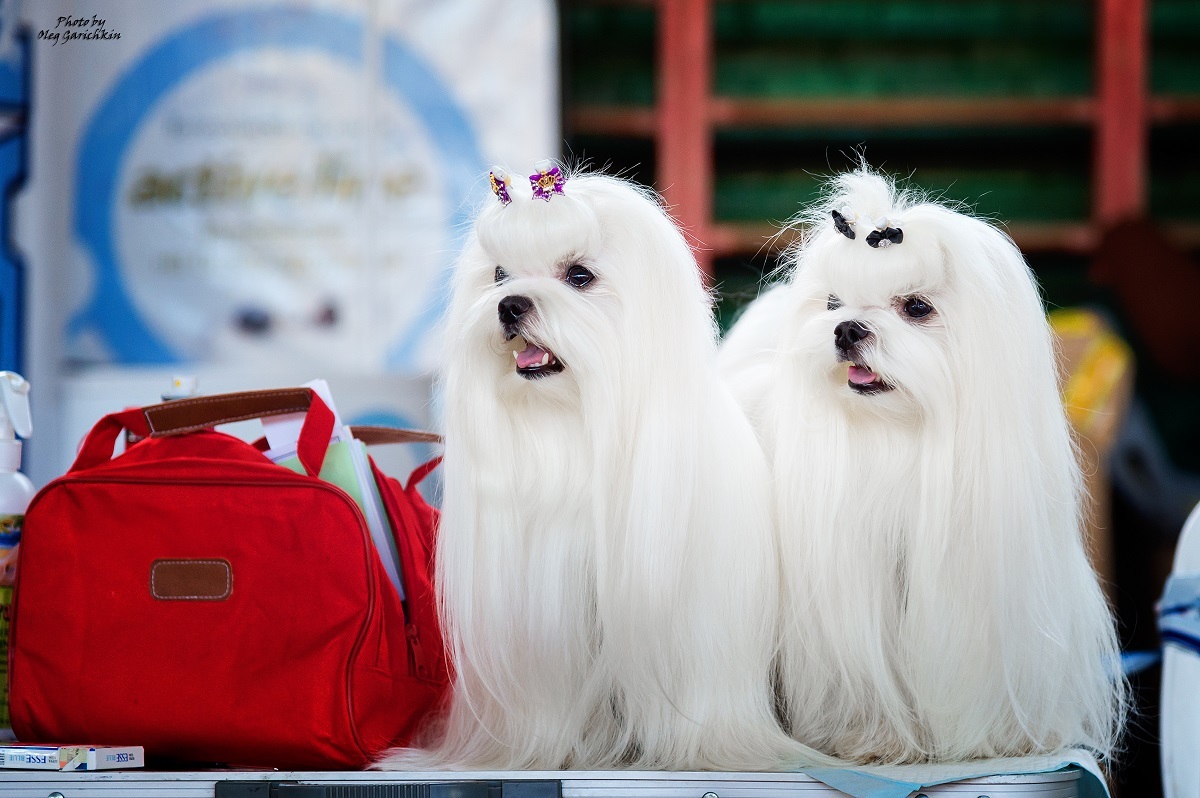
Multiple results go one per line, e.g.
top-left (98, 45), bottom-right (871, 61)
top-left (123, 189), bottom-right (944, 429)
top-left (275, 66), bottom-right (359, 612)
top-left (720, 168), bottom-right (1126, 764)
top-left (379, 165), bottom-right (827, 771)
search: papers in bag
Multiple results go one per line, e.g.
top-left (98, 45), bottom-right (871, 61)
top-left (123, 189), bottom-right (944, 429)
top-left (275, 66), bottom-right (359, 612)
top-left (261, 380), bottom-right (405, 600)
top-left (0, 744), bottom-right (144, 770)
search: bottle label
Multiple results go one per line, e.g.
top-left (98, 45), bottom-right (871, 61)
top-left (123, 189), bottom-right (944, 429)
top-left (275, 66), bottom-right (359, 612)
top-left (0, 513), bottom-right (20, 550)
top-left (0, 514), bottom-right (21, 589)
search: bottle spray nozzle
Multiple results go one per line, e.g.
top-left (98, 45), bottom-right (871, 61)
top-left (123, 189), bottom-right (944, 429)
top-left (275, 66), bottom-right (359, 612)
top-left (0, 371), bottom-right (31, 442)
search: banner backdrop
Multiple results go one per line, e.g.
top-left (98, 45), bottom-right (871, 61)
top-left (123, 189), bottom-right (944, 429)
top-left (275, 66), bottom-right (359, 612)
top-left (18, 0), bottom-right (557, 485)
top-left (21, 0), bottom-right (558, 373)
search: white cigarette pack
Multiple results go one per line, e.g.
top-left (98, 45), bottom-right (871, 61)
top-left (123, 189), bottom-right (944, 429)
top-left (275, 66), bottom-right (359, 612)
top-left (0, 744), bottom-right (144, 770)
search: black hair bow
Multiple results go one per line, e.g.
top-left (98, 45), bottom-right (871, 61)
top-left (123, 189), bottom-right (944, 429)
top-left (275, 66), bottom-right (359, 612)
top-left (866, 226), bottom-right (903, 248)
top-left (831, 209), bottom-right (855, 240)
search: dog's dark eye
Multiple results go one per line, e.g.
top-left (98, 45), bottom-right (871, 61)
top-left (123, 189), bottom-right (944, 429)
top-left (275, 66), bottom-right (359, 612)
top-left (902, 296), bottom-right (934, 319)
top-left (827, 294), bottom-right (842, 311)
top-left (494, 265), bottom-right (508, 283)
top-left (564, 264), bottom-right (595, 288)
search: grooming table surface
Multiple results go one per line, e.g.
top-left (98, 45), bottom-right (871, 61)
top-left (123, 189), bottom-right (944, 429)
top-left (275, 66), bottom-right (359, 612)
top-left (0, 767), bottom-right (1083, 798)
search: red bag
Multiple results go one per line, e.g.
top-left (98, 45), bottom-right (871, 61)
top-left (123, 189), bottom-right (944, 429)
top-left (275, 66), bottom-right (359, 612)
top-left (7, 388), bottom-right (448, 768)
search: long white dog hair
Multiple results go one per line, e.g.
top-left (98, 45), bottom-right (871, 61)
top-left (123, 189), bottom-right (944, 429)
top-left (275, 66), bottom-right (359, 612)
top-left (379, 168), bottom-right (829, 771)
top-left (720, 167), bottom-right (1126, 764)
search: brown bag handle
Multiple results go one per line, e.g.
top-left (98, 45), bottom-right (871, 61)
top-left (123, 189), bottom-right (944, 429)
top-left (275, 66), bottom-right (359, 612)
top-left (137, 391), bottom-right (443, 444)
top-left (73, 388), bottom-right (336, 476)
top-left (349, 425), bottom-right (443, 446)
top-left (73, 388), bottom-right (443, 475)
top-left (139, 388), bottom-right (320, 436)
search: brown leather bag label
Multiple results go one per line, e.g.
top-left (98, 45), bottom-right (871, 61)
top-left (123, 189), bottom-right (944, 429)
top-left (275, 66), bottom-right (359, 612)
top-left (150, 559), bottom-right (232, 601)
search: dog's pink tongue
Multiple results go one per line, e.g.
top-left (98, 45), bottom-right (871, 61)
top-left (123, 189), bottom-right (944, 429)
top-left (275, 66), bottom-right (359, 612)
top-left (516, 343), bottom-right (548, 369)
top-left (848, 365), bottom-right (878, 385)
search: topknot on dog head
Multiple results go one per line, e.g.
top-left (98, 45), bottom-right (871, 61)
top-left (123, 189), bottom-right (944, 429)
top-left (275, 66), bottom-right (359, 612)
top-left (780, 168), bottom-right (945, 294)
top-left (816, 169), bottom-right (920, 248)
top-left (476, 164), bottom-right (602, 269)
top-left (476, 167), bottom-right (696, 287)
top-left (824, 169), bottom-right (906, 227)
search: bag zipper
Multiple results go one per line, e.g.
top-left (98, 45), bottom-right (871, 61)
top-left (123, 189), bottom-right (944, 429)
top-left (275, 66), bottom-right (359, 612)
top-left (368, 459), bottom-right (436, 681)
top-left (405, 623), bottom-right (430, 680)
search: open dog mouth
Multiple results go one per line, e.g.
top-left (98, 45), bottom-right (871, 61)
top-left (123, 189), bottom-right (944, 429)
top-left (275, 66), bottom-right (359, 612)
top-left (509, 335), bottom-right (566, 379)
top-left (845, 359), bottom-right (892, 394)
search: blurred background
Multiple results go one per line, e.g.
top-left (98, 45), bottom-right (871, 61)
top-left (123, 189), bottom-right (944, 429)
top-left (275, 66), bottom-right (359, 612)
top-left (0, 0), bottom-right (1196, 793)
top-left (4, 0), bottom-right (559, 484)
top-left (561, 3), bottom-right (1198, 793)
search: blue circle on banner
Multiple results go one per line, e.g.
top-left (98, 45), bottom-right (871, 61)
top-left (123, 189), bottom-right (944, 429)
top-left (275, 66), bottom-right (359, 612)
top-left (70, 7), bottom-right (483, 368)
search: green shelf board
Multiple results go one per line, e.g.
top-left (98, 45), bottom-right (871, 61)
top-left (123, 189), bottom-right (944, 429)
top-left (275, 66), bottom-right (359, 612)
top-left (569, 60), bottom-right (656, 106)
top-left (1152, 0), bottom-right (1200, 40)
top-left (571, 48), bottom-right (1097, 106)
top-left (1152, 49), bottom-right (1200, 95)
top-left (568, 0), bottom-right (1198, 42)
top-left (569, 1), bottom-right (1098, 43)
top-left (1149, 171), bottom-right (1200, 219)
top-left (569, 49), bottom-right (1097, 106)
top-left (714, 172), bottom-right (823, 223)
top-left (715, 45), bottom-right (1092, 98)
top-left (568, 6), bottom-right (655, 46)
top-left (714, 1), bottom-right (1092, 43)
top-left (713, 268), bottom-right (772, 335)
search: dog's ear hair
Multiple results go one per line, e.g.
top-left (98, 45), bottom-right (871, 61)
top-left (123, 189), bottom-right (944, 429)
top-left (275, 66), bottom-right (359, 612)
top-left (565, 175), bottom-right (806, 769)
top-left (898, 209), bottom-right (1126, 761)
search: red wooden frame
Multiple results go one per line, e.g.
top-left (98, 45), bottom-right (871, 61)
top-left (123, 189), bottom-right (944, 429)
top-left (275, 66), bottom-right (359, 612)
top-left (1094, 0), bottom-right (1148, 225)
top-left (637, 0), bottom-right (1155, 276)
top-left (657, 0), bottom-right (715, 280)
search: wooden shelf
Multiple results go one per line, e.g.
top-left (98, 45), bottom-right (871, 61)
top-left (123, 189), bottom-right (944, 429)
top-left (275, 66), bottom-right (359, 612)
top-left (571, 95), bottom-right (1200, 139)
top-left (570, 96), bottom-right (1101, 137)
top-left (704, 220), bottom-right (1200, 260)
top-left (1148, 95), bottom-right (1200, 124)
top-left (1166, 222), bottom-right (1200, 249)
top-left (1003, 221), bottom-right (1099, 253)
top-left (706, 223), bottom-right (796, 258)
top-left (706, 221), bottom-right (1099, 259)
top-left (568, 106), bottom-right (656, 137)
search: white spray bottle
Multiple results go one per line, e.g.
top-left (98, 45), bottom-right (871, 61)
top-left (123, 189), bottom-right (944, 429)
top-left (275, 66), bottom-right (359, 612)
top-left (0, 371), bottom-right (32, 740)
top-left (0, 371), bottom-right (32, 574)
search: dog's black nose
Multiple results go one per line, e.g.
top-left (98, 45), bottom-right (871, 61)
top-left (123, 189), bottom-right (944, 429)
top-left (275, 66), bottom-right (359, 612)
top-left (498, 295), bottom-right (533, 326)
top-left (834, 320), bottom-right (870, 351)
